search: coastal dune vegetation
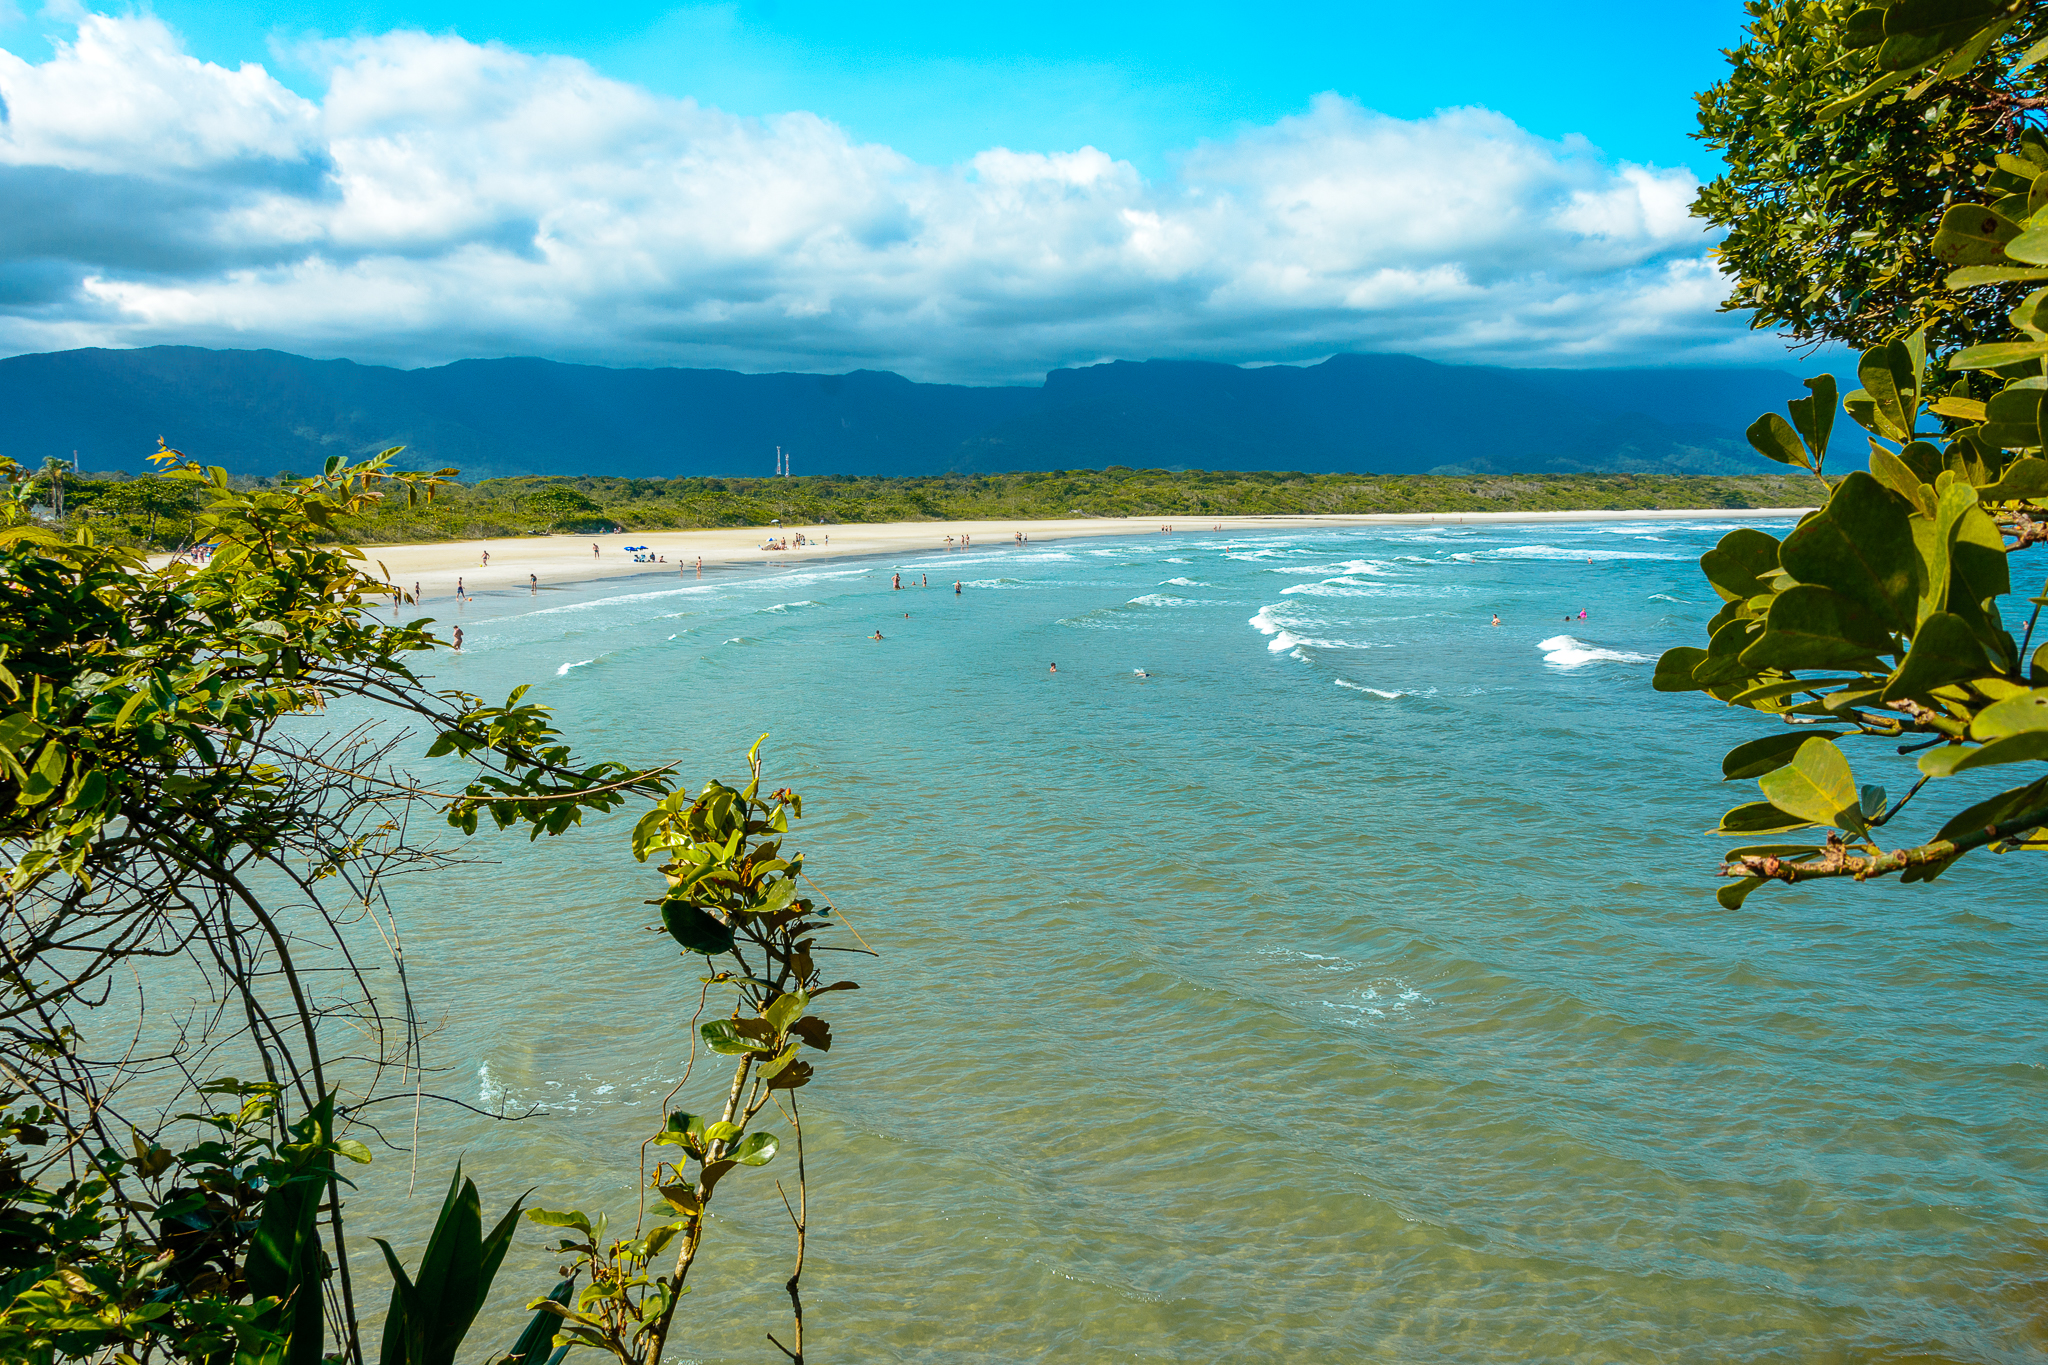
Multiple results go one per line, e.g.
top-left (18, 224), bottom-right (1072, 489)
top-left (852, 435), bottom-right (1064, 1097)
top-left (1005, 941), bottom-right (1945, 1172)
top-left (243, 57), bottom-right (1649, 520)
top-left (35, 467), bottom-right (1819, 548)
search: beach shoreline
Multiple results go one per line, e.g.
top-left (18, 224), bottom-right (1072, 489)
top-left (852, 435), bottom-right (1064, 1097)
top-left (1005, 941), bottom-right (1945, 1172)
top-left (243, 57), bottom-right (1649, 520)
top-left (352, 507), bottom-right (1811, 601)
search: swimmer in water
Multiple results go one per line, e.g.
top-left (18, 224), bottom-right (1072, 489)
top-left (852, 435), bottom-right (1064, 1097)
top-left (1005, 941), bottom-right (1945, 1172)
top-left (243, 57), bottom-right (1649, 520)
top-left (1491, 613), bottom-right (1500, 627)
top-left (1049, 662), bottom-right (1057, 673)
top-left (871, 630), bottom-right (884, 640)
top-left (451, 625), bottom-right (463, 650)
top-left (529, 573), bottom-right (537, 591)
top-left (955, 580), bottom-right (961, 594)
top-left (1135, 669), bottom-right (1150, 678)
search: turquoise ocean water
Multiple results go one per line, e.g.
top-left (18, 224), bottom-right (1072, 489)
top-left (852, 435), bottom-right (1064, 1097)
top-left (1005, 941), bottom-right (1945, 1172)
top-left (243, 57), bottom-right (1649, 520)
top-left (350, 519), bottom-right (2046, 1363)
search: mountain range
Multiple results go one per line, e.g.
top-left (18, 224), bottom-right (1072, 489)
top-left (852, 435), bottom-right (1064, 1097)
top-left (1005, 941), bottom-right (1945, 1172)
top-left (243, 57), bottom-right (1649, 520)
top-left (0, 345), bottom-right (1831, 480)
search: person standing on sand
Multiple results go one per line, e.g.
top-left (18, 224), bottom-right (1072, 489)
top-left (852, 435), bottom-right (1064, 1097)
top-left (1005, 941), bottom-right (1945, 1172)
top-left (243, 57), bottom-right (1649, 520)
top-left (451, 625), bottom-right (463, 650)
top-left (457, 576), bottom-right (465, 599)
top-left (530, 573), bottom-right (538, 592)
top-left (481, 551), bottom-right (489, 567)
top-left (592, 543), bottom-right (599, 557)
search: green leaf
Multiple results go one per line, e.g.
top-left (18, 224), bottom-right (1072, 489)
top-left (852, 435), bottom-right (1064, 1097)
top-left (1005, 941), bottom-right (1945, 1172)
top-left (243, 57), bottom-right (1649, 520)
top-left (700, 1019), bottom-right (772, 1055)
top-left (1883, 0), bottom-right (2002, 37)
top-left (1699, 527), bottom-right (1781, 603)
top-left (1933, 778), bottom-right (2048, 840)
top-left (526, 1208), bottom-right (594, 1236)
top-left (1951, 338), bottom-right (2048, 370)
top-left (504, 1279), bottom-right (575, 1365)
top-left (1948, 263), bottom-right (2048, 288)
top-left (1816, 66), bottom-right (1915, 120)
top-left (1716, 876), bottom-right (1766, 909)
top-left (1778, 473), bottom-right (1922, 631)
top-left (334, 1139), bottom-right (373, 1165)
top-left (1880, 612), bottom-right (1993, 701)
top-left (704, 1120), bottom-right (742, 1143)
top-left (1714, 801), bottom-right (1817, 835)
top-left (1930, 201), bottom-right (2022, 267)
top-left (763, 989), bottom-right (808, 1034)
top-left (1857, 337), bottom-right (1921, 441)
top-left (1971, 688), bottom-right (2048, 739)
top-left (1652, 646), bottom-right (1709, 693)
top-left (1758, 736), bottom-right (1864, 833)
top-left (1978, 456), bottom-right (2048, 500)
top-left (2008, 222), bottom-right (2048, 265)
top-left (661, 900), bottom-right (735, 956)
top-left (1787, 374), bottom-right (1837, 468)
top-left (729, 1133), bottom-right (778, 1166)
top-left (1869, 444), bottom-right (1934, 512)
top-left (1722, 731), bottom-right (1843, 780)
top-left (1746, 412), bottom-right (1812, 469)
top-left (1726, 677), bottom-right (1861, 706)
top-left (1919, 730), bottom-right (2048, 776)
top-left (1740, 585), bottom-right (1897, 672)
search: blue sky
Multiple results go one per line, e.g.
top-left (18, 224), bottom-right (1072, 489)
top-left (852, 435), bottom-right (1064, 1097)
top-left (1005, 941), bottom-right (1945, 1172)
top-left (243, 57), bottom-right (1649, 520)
top-left (0, 1), bottom-right (1784, 381)
top-left (4, 2), bottom-right (1747, 176)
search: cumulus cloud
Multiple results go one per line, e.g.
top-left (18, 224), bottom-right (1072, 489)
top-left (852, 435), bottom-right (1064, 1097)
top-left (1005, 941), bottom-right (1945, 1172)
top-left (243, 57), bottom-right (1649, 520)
top-left (0, 11), bottom-right (1760, 380)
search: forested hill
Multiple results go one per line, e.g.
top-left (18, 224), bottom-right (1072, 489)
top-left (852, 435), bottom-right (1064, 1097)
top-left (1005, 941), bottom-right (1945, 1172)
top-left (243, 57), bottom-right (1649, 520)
top-left (0, 345), bottom-right (1834, 480)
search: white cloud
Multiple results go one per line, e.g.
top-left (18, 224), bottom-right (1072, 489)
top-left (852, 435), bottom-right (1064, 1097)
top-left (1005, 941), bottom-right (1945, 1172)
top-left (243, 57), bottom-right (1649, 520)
top-left (0, 12), bottom-right (1763, 381)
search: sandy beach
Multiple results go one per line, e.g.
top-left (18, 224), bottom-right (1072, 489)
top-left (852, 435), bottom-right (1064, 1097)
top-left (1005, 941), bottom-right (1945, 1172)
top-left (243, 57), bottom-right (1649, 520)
top-left (353, 507), bottom-right (1812, 601)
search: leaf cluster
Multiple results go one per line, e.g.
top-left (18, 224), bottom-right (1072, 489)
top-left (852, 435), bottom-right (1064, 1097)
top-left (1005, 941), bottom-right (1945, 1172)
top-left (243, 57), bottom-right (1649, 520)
top-left (1695, 0), bottom-right (2048, 354)
top-left (524, 739), bottom-right (857, 1365)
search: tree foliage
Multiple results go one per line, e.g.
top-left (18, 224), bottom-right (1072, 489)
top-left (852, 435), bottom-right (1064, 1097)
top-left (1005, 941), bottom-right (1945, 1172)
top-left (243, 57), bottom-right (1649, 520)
top-left (1695, 0), bottom-right (2048, 354)
top-left (0, 449), bottom-right (857, 1362)
top-left (1670, 0), bottom-right (2048, 902)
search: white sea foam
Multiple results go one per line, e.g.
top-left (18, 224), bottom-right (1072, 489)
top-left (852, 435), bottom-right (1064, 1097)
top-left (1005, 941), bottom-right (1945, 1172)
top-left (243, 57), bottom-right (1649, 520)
top-left (1164, 557), bottom-right (1191, 564)
top-left (1537, 634), bottom-right (1654, 668)
top-left (1280, 580), bottom-right (1403, 598)
top-left (1335, 679), bottom-right (1404, 698)
top-left (521, 583), bottom-right (722, 617)
top-left (556, 656), bottom-right (601, 675)
top-left (1324, 985), bottom-right (1434, 1023)
top-left (1459, 544), bottom-right (1680, 563)
top-left (759, 600), bottom-right (820, 613)
top-left (1161, 577), bottom-right (1208, 587)
top-left (1248, 604), bottom-right (1373, 653)
top-left (1128, 593), bottom-right (1195, 607)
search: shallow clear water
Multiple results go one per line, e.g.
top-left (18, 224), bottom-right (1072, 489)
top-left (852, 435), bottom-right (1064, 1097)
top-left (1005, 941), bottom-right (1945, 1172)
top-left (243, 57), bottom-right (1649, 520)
top-left (348, 520), bottom-right (2047, 1364)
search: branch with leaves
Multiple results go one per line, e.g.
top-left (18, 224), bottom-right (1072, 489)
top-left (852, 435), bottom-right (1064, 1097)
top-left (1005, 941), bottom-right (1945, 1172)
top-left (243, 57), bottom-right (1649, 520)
top-left (523, 740), bottom-right (858, 1365)
top-left (1671, 0), bottom-right (2048, 904)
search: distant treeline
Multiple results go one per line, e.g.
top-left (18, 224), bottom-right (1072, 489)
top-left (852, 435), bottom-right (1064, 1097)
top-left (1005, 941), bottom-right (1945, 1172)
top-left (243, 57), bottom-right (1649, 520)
top-left (39, 466), bottom-right (1820, 547)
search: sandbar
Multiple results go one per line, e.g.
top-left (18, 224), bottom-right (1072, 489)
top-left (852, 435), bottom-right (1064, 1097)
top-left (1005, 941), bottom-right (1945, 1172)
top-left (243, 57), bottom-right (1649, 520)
top-left (352, 508), bottom-right (1811, 602)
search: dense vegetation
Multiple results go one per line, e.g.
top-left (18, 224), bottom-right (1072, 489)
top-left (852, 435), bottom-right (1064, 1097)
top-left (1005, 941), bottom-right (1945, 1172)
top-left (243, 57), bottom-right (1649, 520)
top-left (1694, 0), bottom-right (2048, 355)
top-left (28, 468), bottom-right (1822, 547)
top-left (1662, 1), bottom-right (2048, 902)
top-left (0, 453), bottom-right (853, 1363)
